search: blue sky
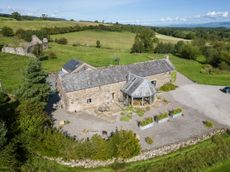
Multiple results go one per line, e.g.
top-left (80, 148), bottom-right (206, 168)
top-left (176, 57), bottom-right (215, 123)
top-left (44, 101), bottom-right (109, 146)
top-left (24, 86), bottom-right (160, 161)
top-left (0, 0), bottom-right (230, 25)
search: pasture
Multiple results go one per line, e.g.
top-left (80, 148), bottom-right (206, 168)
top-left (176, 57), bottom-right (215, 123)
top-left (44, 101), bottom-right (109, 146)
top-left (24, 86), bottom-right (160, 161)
top-left (0, 52), bottom-right (28, 93)
top-left (155, 32), bottom-right (191, 44)
top-left (0, 26), bottom-right (229, 93)
top-left (43, 43), bottom-right (161, 71)
top-left (0, 20), bottom-right (99, 31)
top-left (51, 30), bottom-right (135, 50)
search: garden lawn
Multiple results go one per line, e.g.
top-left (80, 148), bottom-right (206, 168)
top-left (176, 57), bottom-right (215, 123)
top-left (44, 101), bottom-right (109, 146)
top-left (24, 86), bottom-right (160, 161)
top-left (0, 52), bottom-right (28, 92)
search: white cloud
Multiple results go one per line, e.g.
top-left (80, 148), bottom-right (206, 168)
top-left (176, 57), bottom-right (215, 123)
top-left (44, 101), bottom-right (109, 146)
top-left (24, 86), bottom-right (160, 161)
top-left (159, 11), bottom-right (230, 24)
top-left (206, 11), bottom-right (229, 18)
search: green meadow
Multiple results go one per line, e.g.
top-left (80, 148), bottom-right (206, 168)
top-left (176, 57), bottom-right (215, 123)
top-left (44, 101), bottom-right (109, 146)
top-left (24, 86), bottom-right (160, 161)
top-left (0, 20), bottom-right (99, 31)
top-left (0, 25), bottom-right (229, 93)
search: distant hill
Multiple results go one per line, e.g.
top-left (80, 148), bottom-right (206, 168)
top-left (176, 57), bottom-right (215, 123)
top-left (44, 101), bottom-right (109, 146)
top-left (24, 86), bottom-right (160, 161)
top-left (0, 13), bottom-right (66, 21)
top-left (168, 22), bottom-right (230, 28)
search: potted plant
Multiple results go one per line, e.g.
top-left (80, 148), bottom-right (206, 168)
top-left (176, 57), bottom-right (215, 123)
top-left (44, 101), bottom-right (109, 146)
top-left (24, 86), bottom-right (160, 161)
top-left (155, 112), bottom-right (169, 123)
top-left (138, 117), bottom-right (154, 130)
top-left (170, 108), bottom-right (183, 118)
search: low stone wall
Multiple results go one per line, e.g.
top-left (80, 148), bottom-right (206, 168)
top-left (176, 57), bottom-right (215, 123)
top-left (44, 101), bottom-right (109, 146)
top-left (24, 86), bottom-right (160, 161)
top-left (43, 128), bottom-right (227, 168)
top-left (1, 46), bottom-right (34, 57)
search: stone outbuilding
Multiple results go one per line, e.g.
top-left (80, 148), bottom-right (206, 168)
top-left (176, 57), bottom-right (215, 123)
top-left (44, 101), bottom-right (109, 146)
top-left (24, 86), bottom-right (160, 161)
top-left (57, 58), bottom-right (175, 113)
top-left (1, 35), bottom-right (48, 57)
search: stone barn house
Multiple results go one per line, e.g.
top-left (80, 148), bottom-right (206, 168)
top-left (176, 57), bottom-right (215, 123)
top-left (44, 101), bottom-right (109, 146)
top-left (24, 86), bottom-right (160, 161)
top-left (57, 58), bottom-right (175, 113)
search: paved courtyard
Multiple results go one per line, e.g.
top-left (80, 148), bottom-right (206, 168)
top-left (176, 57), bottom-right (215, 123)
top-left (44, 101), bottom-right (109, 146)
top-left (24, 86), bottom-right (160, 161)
top-left (52, 72), bottom-right (229, 150)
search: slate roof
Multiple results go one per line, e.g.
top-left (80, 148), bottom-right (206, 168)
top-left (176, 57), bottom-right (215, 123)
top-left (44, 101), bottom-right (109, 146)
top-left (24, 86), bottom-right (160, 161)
top-left (63, 59), bottom-right (82, 73)
top-left (61, 59), bottom-right (174, 93)
top-left (122, 73), bottom-right (156, 98)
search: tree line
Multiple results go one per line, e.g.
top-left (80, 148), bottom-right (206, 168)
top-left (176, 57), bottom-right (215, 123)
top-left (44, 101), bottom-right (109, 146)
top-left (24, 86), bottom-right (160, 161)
top-left (153, 27), bottom-right (230, 41)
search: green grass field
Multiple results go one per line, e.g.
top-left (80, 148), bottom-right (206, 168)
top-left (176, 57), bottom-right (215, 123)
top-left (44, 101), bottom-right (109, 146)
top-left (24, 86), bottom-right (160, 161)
top-left (169, 55), bottom-right (230, 86)
top-left (52, 30), bottom-right (135, 50)
top-left (43, 43), bottom-right (159, 71)
top-left (0, 27), bottom-right (229, 92)
top-left (206, 159), bottom-right (230, 172)
top-left (0, 20), bottom-right (99, 31)
top-left (0, 35), bottom-right (26, 47)
top-left (155, 32), bottom-right (190, 44)
top-left (0, 53), bottom-right (28, 93)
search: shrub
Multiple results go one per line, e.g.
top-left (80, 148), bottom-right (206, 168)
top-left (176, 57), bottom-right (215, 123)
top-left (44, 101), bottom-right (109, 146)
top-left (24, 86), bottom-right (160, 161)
top-left (139, 117), bottom-right (153, 127)
top-left (200, 64), bottom-right (214, 74)
top-left (1, 26), bottom-right (14, 37)
top-left (55, 37), bottom-right (68, 44)
top-left (0, 43), bottom-right (4, 50)
top-left (145, 137), bottom-right (153, 144)
top-left (171, 108), bottom-right (182, 115)
top-left (120, 114), bottom-right (132, 122)
top-left (64, 120), bottom-right (70, 125)
top-left (72, 43), bottom-right (81, 47)
top-left (38, 55), bottom-right (48, 61)
top-left (203, 120), bottom-right (214, 128)
top-left (109, 130), bottom-right (140, 159)
top-left (170, 71), bottom-right (177, 83)
top-left (155, 112), bottom-right (169, 121)
top-left (134, 108), bottom-right (145, 117)
top-left (47, 51), bottom-right (57, 59)
top-left (160, 83), bottom-right (177, 92)
top-left (96, 40), bottom-right (101, 48)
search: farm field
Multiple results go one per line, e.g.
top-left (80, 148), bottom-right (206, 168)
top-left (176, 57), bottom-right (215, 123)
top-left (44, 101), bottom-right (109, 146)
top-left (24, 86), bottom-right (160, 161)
top-left (51, 30), bottom-right (135, 50)
top-left (1, 27), bottom-right (230, 92)
top-left (43, 43), bottom-right (157, 71)
top-left (155, 32), bottom-right (190, 44)
top-left (0, 52), bottom-right (28, 93)
top-left (0, 20), bottom-right (99, 31)
top-left (0, 35), bottom-right (26, 47)
top-left (52, 30), bottom-right (189, 50)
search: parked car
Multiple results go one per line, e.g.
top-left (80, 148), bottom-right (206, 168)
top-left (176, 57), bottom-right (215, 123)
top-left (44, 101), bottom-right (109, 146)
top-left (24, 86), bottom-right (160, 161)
top-left (222, 87), bottom-right (230, 94)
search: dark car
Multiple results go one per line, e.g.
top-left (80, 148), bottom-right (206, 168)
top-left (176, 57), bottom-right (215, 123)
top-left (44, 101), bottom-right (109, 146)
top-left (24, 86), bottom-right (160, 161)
top-left (222, 87), bottom-right (230, 94)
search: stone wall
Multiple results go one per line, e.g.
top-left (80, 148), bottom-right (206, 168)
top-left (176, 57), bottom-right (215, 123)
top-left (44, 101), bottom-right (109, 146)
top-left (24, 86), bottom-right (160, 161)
top-left (43, 128), bottom-right (227, 169)
top-left (1, 47), bottom-right (34, 57)
top-left (1, 35), bottom-right (48, 57)
top-left (60, 72), bottom-right (172, 112)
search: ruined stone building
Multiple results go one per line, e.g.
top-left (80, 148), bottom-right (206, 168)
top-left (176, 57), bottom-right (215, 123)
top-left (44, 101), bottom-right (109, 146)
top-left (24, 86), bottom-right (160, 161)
top-left (1, 35), bottom-right (48, 57)
top-left (57, 58), bottom-right (175, 112)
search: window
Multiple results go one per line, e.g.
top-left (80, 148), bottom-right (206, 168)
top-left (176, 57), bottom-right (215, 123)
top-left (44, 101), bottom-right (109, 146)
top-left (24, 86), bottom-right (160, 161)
top-left (87, 98), bottom-right (92, 104)
top-left (151, 80), bottom-right (157, 86)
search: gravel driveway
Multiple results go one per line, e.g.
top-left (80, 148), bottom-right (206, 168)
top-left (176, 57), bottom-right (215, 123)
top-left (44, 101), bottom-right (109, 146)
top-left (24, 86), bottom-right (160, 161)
top-left (171, 73), bottom-right (230, 128)
top-left (170, 84), bottom-right (230, 128)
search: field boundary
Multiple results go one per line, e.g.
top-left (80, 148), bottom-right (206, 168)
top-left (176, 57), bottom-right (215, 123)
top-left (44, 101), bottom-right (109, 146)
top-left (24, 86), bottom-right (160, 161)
top-left (43, 128), bottom-right (227, 168)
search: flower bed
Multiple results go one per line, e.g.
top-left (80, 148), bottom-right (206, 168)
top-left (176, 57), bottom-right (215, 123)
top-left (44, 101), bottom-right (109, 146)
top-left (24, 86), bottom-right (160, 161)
top-left (139, 117), bottom-right (154, 130)
top-left (155, 112), bottom-right (169, 123)
top-left (170, 108), bottom-right (182, 118)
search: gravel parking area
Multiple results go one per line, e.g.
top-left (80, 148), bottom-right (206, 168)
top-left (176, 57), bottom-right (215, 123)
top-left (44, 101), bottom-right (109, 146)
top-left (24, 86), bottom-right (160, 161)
top-left (52, 72), bottom-right (229, 150)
